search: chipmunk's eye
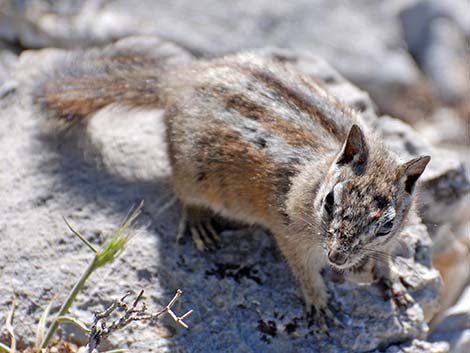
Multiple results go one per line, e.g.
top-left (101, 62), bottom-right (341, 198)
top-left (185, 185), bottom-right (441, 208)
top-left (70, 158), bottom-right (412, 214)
top-left (324, 191), bottom-right (334, 216)
top-left (377, 219), bottom-right (394, 236)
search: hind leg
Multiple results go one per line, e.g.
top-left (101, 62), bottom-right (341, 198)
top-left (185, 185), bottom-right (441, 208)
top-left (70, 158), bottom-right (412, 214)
top-left (176, 204), bottom-right (221, 251)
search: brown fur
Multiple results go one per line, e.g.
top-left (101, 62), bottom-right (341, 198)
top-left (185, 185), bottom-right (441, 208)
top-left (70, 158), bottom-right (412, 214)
top-left (34, 54), bottom-right (163, 120)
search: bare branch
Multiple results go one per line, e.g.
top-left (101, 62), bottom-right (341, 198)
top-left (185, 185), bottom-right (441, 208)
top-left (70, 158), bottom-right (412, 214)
top-left (5, 297), bottom-right (16, 353)
top-left (86, 289), bottom-right (192, 353)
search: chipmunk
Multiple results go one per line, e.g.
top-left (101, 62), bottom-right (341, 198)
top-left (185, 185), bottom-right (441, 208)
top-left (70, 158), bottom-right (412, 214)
top-left (33, 37), bottom-right (430, 329)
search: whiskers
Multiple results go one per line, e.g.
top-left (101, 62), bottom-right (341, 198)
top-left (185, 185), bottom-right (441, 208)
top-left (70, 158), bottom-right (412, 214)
top-left (290, 212), bottom-right (331, 246)
top-left (359, 246), bottom-right (420, 276)
top-left (292, 209), bottom-right (330, 235)
top-left (286, 211), bottom-right (422, 277)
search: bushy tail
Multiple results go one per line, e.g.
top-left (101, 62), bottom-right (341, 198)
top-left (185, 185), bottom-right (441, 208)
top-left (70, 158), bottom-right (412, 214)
top-left (33, 36), bottom-right (191, 122)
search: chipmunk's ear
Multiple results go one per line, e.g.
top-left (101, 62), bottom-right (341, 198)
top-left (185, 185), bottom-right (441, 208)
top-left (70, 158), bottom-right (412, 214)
top-left (398, 155), bottom-right (431, 193)
top-left (337, 124), bottom-right (368, 171)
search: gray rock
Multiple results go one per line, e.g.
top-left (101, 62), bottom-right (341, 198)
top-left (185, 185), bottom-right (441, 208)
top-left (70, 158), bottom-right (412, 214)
top-left (0, 49), bottom-right (17, 97)
top-left (0, 0), bottom-right (121, 48)
top-left (400, 0), bottom-right (449, 61)
top-left (415, 108), bottom-right (470, 147)
top-left (421, 18), bottom-right (470, 104)
top-left (400, 0), bottom-right (470, 49)
top-left (0, 0), bottom-right (421, 118)
top-left (0, 48), bottom-right (16, 72)
top-left (400, 0), bottom-right (470, 103)
top-left (430, 285), bottom-right (470, 353)
top-left (375, 115), bottom-right (470, 318)
top-left (0, 40), bottom-right (445, 352)
top-left (385, 339), bottom-right (449, 353)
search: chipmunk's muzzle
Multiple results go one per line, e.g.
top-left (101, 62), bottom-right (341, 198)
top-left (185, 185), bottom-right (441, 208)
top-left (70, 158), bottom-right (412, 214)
top-left (327, 246), bottom-right (369, 271)
top-left (327, 249), bottom-right (347, 266)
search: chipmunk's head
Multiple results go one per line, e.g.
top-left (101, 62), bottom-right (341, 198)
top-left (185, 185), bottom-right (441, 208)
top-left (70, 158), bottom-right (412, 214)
top-left (311, 125), bottom-right (430, 271)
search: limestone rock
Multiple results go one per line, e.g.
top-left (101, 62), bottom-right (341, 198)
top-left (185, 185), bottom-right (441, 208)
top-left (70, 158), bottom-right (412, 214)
top-left (400, 0), bottom-right (470, 104)
top-left (421, 18), bottom-right (470, 104)
top-left (0, 48), bottom-right (17, 97)
top-left (385, 339), bottom-right (449, 353)
top-left (371, 113), bottom-right (470, 320)
top-left (430, 285), bottom-right (470, 353)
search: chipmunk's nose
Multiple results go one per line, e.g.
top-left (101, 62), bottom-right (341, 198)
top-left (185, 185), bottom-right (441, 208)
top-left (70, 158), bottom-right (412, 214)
top-left (328, 250), bottom-right (347, 266)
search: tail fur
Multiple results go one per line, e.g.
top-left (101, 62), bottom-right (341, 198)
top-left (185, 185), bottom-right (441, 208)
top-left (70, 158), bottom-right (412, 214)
top-left (33, 36), bottom-right (191, 123)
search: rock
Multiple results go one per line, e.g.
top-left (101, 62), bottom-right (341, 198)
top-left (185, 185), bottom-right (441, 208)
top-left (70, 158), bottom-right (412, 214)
top-left (372, 78), bottom-right (440, 127)
top-left (415, 108), bottom-right (470, 146)
top-left (0, 47), bottom-right (16, 73)
top-left (430, 160), bottom-right (470, 314)
top-left (385, 339), bottom-right (449, 353)
top-left (0, 40), bottom-right (446, 352)
top-left (421, 18), bottom-right (470, 104)
top-left (0, 0), bottom-right (127, 49)
top-left (0, 0), bottom-right (421, 119)
top-left (411, 111), bottom-right (470, 313)
top-left (376, 115), bottom-right (470, 316)
top-left (0, 48), bottom-right (17, 97)
top-left (430, 285), bottom-right (470, 353)
top-left (400, 0), bottom-right (470, 46)
top-left (400, 0), bottom-right (448, 61)
top-left (400, 0), bottom-right (470, 104)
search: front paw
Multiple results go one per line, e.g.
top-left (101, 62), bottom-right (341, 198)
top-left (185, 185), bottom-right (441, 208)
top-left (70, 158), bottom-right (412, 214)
top-left (377, 276), bottom-right (413, 307)
top-left (307, 303), bottom-right (343, 333)
top-left (176, 205), bottom-right (221, 251)
top-left (305, 290), bottom-right (343, 332)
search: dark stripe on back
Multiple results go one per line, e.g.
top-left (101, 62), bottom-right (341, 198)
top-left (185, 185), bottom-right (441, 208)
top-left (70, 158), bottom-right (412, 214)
top-left (196, 84), bottom-right (320, 148)
top-left (246, 66), bottom-right (343, 138)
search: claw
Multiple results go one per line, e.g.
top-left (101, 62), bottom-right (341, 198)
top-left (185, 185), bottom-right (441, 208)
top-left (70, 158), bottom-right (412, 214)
top-left (378, 276), bottom-right (414, 307)
top-left (307, 304), bottom-right (343, 332)
top-left (190, 226), bottom-right (207, 251)
top-left (176, 205), bottom-right (222, 251)
top-left (390, 281), bottom-right (414, 307)
top-left (322, 306), bottom-right (344, 328)
top-left (307, 306), bottom-right (327, 332)
top-left (176, 211), bottom-right (188, 245)
top-left (196, 224), bottom-right (218, 251)
top-left (205, 221), bottom-right (221, 245)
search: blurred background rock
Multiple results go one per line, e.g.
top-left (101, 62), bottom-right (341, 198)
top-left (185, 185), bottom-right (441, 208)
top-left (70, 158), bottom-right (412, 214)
top-left (0, 0), bottom-right (468, 352)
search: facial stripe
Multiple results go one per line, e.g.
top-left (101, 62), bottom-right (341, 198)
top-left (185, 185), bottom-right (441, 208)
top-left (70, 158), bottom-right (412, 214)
top-left (333, 182), bottom-right (344, 206)
top-left (382, 207), bottom-right (396, 224)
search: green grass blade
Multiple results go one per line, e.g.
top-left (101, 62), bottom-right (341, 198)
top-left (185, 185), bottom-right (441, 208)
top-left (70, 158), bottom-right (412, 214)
top-left (55, 316), bottom-right (90, 333)
top-left (63, 217), bottom-right (98, 254)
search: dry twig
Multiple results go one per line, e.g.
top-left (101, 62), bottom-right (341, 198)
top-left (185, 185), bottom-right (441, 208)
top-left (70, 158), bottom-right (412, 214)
top-left (5, 297), bottom-right (16, 353)
top-left (86, 289), bottom-right (192, 353)
top-left (0, 298), bottom-right (16, 353)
